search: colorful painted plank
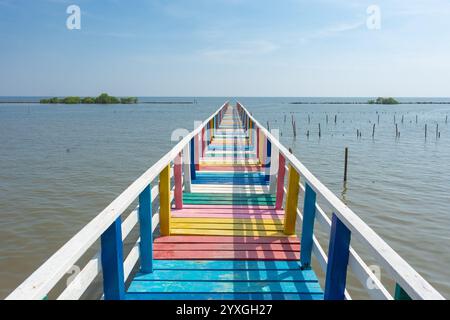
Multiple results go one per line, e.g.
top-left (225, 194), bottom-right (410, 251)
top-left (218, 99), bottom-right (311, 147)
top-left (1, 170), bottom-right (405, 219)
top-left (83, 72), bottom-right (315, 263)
top-left (124, 104), bottom-right (324, 301)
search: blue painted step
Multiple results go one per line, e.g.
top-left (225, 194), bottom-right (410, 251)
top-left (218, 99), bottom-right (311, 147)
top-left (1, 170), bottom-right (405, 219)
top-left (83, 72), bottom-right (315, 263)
top-left (192, 178), bottom-right (269, 186)
top-left (126, 293), bottom-right (324, 300)
top-left (195, 172), bottom-right (265, 178)
top-left (126, 260), bottom-right (323, 300)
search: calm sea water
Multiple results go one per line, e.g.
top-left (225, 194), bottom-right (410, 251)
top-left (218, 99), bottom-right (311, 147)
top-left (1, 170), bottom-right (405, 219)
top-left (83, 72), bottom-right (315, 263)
top-left (0, 97), bottom-right (449, 299)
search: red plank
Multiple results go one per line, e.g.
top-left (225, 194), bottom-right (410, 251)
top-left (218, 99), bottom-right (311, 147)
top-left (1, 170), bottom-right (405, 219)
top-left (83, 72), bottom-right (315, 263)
top-left (154, 250), bottom-right (300, 261)
top-left (154, 243), bottom-right (300, 252)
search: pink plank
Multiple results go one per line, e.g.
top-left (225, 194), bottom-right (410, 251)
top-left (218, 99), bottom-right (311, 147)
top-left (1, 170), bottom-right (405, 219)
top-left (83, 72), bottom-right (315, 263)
top-left (172, 208), bottom-right (284, 215)
top-left (155, 236), bottom-right (300, 244)
top-left (172, 213), bottom-right (283, 219)
top-left (202, 157), bottom-right (258, 161)
top-left (154, 250), bottom-right (300, 261)
top-left (154, 243), bottom-right (300, 252)
top-left (276, 154), bottom-right (286, 210)
top-left (200, 166), bottom-right (263, 172)
top-left (182, 205), bottom-right (275, 210)
top-left (174, 153), bottom-right (183, 209)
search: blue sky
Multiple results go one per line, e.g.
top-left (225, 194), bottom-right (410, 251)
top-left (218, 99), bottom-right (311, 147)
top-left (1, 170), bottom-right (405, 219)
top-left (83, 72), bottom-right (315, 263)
top-left (0, 0), bottom-right (450, 97)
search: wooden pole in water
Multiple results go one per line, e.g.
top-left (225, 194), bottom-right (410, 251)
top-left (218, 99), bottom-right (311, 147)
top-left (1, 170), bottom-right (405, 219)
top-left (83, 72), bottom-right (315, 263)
top-left (396, 124), bottom-right (399, 138)
top-left (335, 115), bottom-right (337, 125)
top-left (416, 115), bottom-right (418, 124)
top-left (446, 115), bottom-right (448, 124)
top-left (318, 123), bottom-right (321, 138)
top-left (344, 148), bottom-right (349, 182)
top-left (436, 124), bottom-right (439, 139)
top-left (378, 115), bottom-right (380, 124)
top-left (372, 124), bottom-right (376, 139)
top-left (425, 124), bottom-right (427, 139)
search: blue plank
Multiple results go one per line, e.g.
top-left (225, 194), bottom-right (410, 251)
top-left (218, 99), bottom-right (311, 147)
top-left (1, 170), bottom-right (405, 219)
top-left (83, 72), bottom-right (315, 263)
top-left (132, 270), bottom-right (319, 282)
top-left (324, 214), bottom-right (351, 300)
top-left (192, 179), bottom-right (268, 186)
top-left (214, 135), bottom-right (248, 138)
top-left (190, 137), bottom-right (196, 180)
top-left (205, 154), bottom-right (254, 158)
top-left (300, 183), bottom-right (317, 269)
top-left (126, 293), bottom-right (324, 300)
top-left (208, 146), bottom-right (254, 151)
top-left (101, 217), bottom-right (125, 300)
top-left (127, 280), bottom-right (323, 294)
top-left (138, 185), bottom-right (153, 273)
top-left (265, 139), bottom-right (272, 173)
top-left (196, 172), bottom-right (265, 178)
top-left (193, 175), bottom-right (267, 180)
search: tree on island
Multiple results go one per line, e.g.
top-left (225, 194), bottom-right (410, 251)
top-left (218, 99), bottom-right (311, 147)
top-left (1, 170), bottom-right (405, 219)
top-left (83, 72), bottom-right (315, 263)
top-left (368, 97), bottom-right (399, 105)
top-left (40, 93), bottom-right (138, 105)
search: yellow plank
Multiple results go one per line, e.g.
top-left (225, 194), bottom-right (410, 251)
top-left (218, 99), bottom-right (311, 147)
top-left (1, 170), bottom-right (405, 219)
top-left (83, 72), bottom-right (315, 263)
top-left (171, 228), bottom-right (293, 237)
top-left (284, 164), bottom-right (300, 235)
top-left (258, 129), bottom-right (264, 163)
top-left (159, 164), bottom-right (171, 236)
top-left (172, 222), bottom-right (283, 231)
top-left (200, 160), bottom-right (260, 165)
top-left (171, 217), bottom-right (283, 225)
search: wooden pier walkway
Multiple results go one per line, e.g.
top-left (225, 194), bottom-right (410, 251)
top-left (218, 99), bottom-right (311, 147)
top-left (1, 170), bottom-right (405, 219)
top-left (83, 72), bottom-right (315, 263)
top-left (7, 102), bottom-right (443, 301)
top-left (127, 105), bottom-right (323, 300)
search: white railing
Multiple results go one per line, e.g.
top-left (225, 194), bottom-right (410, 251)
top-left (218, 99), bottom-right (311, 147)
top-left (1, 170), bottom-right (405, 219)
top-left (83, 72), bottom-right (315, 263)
top-left (7, 101), bottom-right (443, 300)
top-left (6, 102), bottom-right (229, 300)
top-left (236, 101), bottom-right (444, 300)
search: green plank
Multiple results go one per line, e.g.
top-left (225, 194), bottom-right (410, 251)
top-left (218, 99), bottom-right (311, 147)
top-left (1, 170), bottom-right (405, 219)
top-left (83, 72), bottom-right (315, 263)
top-left (183, 200), bottom-right (276, 205)
top-left (183, 193), bottom-right (276, 200)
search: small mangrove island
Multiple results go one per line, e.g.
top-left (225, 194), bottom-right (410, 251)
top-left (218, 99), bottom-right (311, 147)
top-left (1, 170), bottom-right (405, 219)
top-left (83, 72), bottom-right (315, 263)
top-left (368, 97), bottom-right (399, 105)
top-left (40, 93), bottom-right (138, 104)
top-left (290, 97), bottom-right (408, 105)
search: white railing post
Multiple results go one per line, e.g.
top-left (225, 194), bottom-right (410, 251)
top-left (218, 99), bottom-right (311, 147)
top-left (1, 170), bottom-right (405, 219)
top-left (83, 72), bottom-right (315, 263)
top-left (269, 145), bottom-right (279, 193)
top-left (183, 143), bottom-right (191, 193)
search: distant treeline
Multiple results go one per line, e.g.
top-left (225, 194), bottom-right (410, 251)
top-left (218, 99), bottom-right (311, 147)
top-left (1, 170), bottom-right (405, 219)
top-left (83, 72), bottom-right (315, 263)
top-left (368, 97), bottom-right (399, 105)
top-left (40, 93), bottom-right (138, 104)
top-left (290, 97), bottom-right (450, 105)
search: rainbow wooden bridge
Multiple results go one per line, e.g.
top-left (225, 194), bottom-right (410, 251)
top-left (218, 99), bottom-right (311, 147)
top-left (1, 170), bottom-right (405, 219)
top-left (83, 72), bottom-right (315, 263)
top-left (7, 102), bottom-right (444, 300)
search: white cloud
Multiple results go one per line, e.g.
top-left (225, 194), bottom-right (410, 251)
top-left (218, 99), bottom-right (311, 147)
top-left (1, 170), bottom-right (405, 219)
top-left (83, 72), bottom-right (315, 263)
top-left (299, 20), bottom-right (365, 43)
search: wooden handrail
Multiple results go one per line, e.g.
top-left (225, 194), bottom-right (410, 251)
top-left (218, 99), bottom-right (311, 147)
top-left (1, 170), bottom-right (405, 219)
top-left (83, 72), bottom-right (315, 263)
top-left (237, 102), bottom-right (443, 300)
top-left (6, 102), bottom-right (229, 300)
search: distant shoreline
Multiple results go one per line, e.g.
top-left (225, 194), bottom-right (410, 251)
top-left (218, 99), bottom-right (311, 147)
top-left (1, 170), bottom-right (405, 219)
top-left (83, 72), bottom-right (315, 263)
top-left (0, 101), bottom-right (195, 105)
top-left (290, 102), bottom-right (450, 105)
